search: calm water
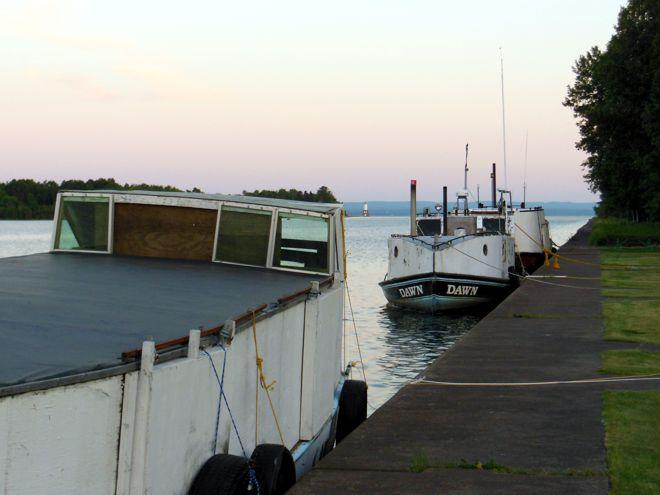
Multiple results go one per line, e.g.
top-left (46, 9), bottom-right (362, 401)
top-left (0, 215), bottom-right (589, 409)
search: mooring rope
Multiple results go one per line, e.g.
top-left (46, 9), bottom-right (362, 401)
top-left (251, 311), bottom-right (286, 446)
top-left (204, 344), bottom-right (261, 494)
top-left (345, 278), bottom-right (367, 385)
top-left (202, 346), bottom-right (249, 458)
top-left (411, 374), bottom-right (660, 387)
top-left (448, 243), bottom-right (601, 290)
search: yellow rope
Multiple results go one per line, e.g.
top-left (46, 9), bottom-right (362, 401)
top-left (251, 311), bottom-right (286, 446)
top-left (515, 222), bottom-right (603, 268)
top-left (341, 209), bottom-right (348, 280)
top-left (340, 209), bottom-right (367, 384)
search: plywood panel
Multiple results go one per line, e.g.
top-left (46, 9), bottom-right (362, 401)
top-left (113, 203), bottom-right (216, 261)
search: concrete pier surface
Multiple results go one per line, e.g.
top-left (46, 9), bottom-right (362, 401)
top-left (291, 221), bottom-right (659, 494)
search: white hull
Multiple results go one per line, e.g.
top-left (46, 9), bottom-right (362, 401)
top-left (0, 285), bottom-right (344, 494)
top-left (381, 233), bottom-right (516, 313)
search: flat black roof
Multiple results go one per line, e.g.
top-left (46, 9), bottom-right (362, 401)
top-left (0, 253), bottom-right (323, 387)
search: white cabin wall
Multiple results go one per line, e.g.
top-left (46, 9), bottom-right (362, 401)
top-left (141, 303), bottom-right (305, 495)
top-left (300, 287), bottom-right (343, 440)
top-left (0, 377), bottom-right (123, 495)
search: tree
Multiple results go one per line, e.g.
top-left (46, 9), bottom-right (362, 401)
top-left (564, 0), bottom-right (660, 221)
top-left (242, 186), bottom-right (338, 203)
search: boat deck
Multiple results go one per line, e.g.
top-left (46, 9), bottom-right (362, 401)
top-left (0, 252), bottom-right (324, 387)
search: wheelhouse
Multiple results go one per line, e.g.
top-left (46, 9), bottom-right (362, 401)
top-left (51, 190), bottom-right (341, 275)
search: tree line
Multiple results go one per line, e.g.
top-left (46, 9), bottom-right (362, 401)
top-left (564, 0), bottom-right (659, 221)
top-left (0, 179), bottom-right (339, 220)
top-left (0, 179), bottom-right (193, 220)
top-left (242, 186), bottom-right (338, 203)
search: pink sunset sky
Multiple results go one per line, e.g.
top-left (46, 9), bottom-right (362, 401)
top-left (1, 1), bottom-right (625, 202)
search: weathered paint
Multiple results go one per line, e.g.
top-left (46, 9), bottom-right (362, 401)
top-left (0, 281), bottom-right (344, 495)
top-left (0, 377), bottom-right (123, 495)
top-left (387, 234), bottom-right (514, 282)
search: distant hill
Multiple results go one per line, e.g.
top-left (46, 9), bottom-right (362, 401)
top-left (343, 201), bottom-right (596, 217)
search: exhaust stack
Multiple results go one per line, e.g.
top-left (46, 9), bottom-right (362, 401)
top-left (410, 179), bottom-right (417, 237)
top-left (491, 163), bottom-right (497, 208)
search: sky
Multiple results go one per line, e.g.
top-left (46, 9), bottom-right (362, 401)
top-left (0, 0), bottom-right (626, 202)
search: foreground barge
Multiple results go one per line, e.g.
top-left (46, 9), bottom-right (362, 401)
top-left (0, 190), bottom-right (366, 494)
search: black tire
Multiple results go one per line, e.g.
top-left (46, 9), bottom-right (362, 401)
top-left (336, 379), bottom-right (367, 444)
top-left (250, 444), bottom-right (296, 495)
top-left (188, 454), bottom-right (251, 495)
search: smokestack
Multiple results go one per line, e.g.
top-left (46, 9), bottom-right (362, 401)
top-left (410, 180), bottom-right (418, 236)
top-left (491, 163), bottom-right (497, 208)
top-left (442, 186), bottom-right (448, 236)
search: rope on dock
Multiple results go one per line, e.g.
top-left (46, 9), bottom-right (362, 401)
top-left (411, 374), bottom-right (660, 387)
top-left (514, 222), bottom-right (615, 269)
top-left (448, 244), bottom-right (601, 290)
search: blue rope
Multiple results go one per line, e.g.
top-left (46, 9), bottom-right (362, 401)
top-left (202, 347), bottom-right (249, 459)
top-left (202, 346), bottom-right (226, 455)
top-left (248, 467), bottom-right (261, 494)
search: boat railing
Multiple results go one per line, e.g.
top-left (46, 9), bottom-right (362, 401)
top-left (390, 231), bottom-right (504, 250)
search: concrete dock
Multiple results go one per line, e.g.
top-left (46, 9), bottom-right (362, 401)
top-left (291, 221), bottom-right (660, 494)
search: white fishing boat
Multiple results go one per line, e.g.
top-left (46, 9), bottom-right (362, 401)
top-left (380, 181), bottom-right (516, 313)
top-left (0, 190), bottom-right (366, 495)
top-left (417, 160), bottom-right (553, 274)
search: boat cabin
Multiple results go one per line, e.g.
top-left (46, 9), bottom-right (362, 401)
top-left (52, 190), bottom-right (340, 275)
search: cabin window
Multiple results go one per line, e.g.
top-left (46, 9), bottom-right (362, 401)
top-left (55, 196), bottom-right (109, 251)
top-left (215, 206), bottom-right (272, 266)
top-left (273, 212), bottom-right (329, 273)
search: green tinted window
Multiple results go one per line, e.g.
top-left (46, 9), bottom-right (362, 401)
top-left (215, 206), bottom-right (272, 266)
top-left (55, 196), bottom-right (109, 251)
top-left (274, 212), bottom-right (329, 272)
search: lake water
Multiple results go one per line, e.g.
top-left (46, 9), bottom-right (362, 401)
top-left (0, 215), bottom-right (589, 409)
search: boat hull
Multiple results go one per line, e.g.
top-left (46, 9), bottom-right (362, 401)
top-left (379, 273), bottom-right (514, 313)
top-left (519, 252), bottom-right (547, 274)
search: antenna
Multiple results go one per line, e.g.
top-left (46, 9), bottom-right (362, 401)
top-left (499, 47), bottom-right (508, 190)
top-left (523, 130), bottom-right (528, 204)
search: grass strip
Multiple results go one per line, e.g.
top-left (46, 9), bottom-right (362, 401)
top-left (603, 391), bottom-right (660, 495)
top-left (601, 349), bottom-right (660, 375)
top-left (601, 249), bottom-right (660, 344)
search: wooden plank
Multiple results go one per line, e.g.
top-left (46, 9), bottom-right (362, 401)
top-left (113, 203), bottom-right (216, 261)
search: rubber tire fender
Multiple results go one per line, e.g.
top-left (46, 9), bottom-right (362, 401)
top-left (250, 444), bottom-right (296, 495)
top-left (336, 379), bottom-right (367, 444)
top-left (188, 453), bottom-right (250, 495)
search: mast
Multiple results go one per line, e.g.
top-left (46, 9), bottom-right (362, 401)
top-left (523, 130), bottom-right (528, 205)
top-left (499, 47), bottom-right (508, 190)
top-left (463, 143), bottom-right (469, 211)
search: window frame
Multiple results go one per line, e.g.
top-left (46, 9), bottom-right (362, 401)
top-left (212, 202), bottom-right (333, 275)
top-left (271, 209), bottom-right (332, 274)
top-left (51, 192), bottom-right (114, 254)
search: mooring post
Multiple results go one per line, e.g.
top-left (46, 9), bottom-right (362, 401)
top-left (129, 340), bottom-right (155, 495)
top-left (220, 319), bottom-right (236, 343)
top-left (187, 329), bottom-right (201, 359)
